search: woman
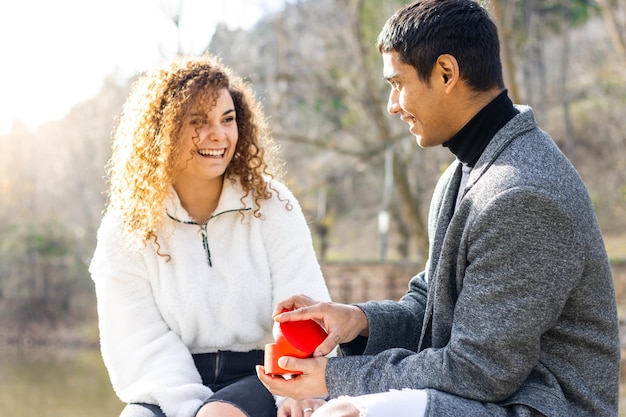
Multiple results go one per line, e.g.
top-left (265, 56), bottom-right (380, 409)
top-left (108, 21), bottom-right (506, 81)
top-left (89, 54), bottom-right (331, 417)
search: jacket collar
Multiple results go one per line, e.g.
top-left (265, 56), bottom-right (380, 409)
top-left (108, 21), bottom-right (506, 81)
top-left (165, 176), bottom-right (253, 224)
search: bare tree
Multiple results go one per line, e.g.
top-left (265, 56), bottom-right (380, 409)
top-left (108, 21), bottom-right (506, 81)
top-left (490, 0), bottom-right (523, 103)
top-left (595, 0), bottom-right (626, 65)
top-left (154, 0), bottom-right (185, 55)
top-left (211, 0), bottom-right (445, 261)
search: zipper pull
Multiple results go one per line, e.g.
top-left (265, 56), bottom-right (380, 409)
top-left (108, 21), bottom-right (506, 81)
top-left (198, 225), bottom-right (213, 267)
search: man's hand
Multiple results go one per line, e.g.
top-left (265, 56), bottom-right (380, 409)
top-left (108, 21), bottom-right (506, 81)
top-left (273, 295), bottom-right (369, 357)
top-left (256, 356), bottom-right (329, 400)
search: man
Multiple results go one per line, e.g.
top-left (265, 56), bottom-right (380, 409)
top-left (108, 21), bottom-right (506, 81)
top-left (257, 1), bottom-right (620, 416)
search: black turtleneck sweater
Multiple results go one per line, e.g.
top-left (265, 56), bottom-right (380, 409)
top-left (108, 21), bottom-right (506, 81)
top-left (443, 90), bottom-right (519, 209)
top-left (444, 89), bottom-right (519, 167)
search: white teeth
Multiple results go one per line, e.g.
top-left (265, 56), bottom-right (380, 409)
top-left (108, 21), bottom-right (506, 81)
top-left (198, 149), bottom-right (225, 157)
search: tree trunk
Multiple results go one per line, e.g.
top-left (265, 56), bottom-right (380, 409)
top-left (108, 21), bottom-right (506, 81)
top-left (392, 153), bottom-right (428, 260)
top-left (596, 0), bottom-right (626, 66)
top-left (560, 0), bottom-right (575, 162)
top-left (354, 0), bottom-right (429, 260)
top-left (491, 0), bottom-right (522, 103)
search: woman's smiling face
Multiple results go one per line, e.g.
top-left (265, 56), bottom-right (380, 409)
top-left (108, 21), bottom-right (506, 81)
top-left (175, 87), bottom-right (239, 183)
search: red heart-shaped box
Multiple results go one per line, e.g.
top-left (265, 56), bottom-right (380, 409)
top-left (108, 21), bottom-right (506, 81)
top-left (264, 309), bottom-right (327, 375)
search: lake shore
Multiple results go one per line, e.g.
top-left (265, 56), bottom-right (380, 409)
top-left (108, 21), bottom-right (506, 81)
top-left (0, 316), bottom-right (100, 350)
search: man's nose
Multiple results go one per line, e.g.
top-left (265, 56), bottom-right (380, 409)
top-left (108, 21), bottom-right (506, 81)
top-left (387, 90), bottom-right (400, 115)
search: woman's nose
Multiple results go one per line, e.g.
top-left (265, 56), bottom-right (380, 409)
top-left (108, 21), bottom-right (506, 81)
top-left (201, 124), bottom-right (224, 141)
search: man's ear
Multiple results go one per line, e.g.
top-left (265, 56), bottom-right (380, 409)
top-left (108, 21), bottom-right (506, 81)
top-left (435, 54), bottom-right (459, 92)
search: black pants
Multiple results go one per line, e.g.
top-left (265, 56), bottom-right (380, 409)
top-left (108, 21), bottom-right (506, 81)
top-left (119, 350), bottom-right (276, 417)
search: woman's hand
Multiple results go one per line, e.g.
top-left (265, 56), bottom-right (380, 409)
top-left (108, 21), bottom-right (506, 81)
top-left (310, 397), bottom-right (361, 417)
top-left (278, 397), bottom-right (327, 417)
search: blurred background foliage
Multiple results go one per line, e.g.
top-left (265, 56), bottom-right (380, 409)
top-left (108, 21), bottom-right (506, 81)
top-left (0, 0), bottom-right (624, 340)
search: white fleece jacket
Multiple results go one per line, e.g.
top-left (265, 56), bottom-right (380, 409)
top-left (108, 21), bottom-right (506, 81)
top-left (89, 178), bottom-right (331, 417)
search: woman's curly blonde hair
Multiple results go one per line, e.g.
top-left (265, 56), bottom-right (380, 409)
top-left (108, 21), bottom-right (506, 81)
top-left (106, 53), bottom-right (283, 248)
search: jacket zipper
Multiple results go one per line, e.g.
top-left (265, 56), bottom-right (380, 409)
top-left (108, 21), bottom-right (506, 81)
top-left (198, 224), bottom-right (212, 267)
top-left (167, 208), bottom-right (252, 269)
top-left (196, 208), bottom-right (251, 268)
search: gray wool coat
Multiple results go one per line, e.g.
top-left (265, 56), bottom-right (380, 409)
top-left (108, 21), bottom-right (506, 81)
top-left (326, 106), bottom-right (620, 416)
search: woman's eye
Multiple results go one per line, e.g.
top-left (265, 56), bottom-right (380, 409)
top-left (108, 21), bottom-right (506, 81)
top-left (223, 116), bottom-right (235, 123)
top-left (190, 117), bottom-right (206, 125)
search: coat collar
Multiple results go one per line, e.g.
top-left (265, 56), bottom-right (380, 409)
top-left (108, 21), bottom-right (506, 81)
top-left (461, 105), bottom-right (537, 200)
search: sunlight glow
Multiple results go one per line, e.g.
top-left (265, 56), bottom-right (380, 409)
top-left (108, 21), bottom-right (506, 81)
top-left (0, 0), bottom-right (285, 135)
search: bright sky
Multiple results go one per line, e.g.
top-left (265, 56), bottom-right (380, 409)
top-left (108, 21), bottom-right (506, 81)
top-left (0, 0), bottom-right (286, 135)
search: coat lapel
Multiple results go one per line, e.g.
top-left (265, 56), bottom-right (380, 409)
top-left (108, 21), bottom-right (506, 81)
top-left (419, 161), bottom-right (463, 350)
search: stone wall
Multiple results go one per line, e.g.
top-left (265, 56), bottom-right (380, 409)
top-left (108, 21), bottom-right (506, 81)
top-left (321, 260), bottom-right (626, 307)
top-left (320, 261), bottom-right (422, 304)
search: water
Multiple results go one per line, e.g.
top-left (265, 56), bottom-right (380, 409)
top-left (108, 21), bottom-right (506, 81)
top-left (6, 344), bottom-right (623, 416)
top-left (0, 345), bottom-right (123, 416)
